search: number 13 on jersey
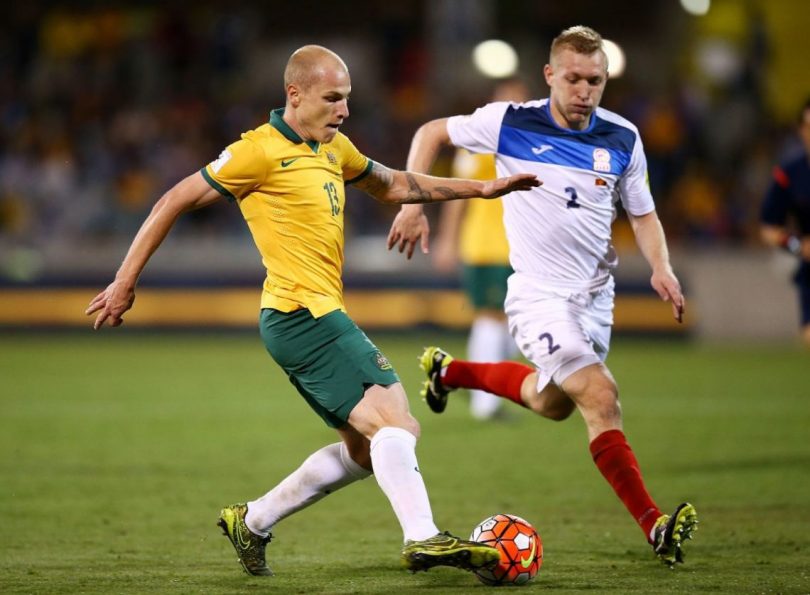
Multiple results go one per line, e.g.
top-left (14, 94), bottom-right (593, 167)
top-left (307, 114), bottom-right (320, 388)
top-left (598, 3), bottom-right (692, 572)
top-left (323, 182), bottom-right (341, 216)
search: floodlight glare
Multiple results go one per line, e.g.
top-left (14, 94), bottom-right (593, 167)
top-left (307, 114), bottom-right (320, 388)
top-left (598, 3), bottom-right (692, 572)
top-left (602, 39), bottom-right (626, 79)
top-left (472, 39), bottom-right (519, 78)
top-left (680, 0), bottom-right (710, 16)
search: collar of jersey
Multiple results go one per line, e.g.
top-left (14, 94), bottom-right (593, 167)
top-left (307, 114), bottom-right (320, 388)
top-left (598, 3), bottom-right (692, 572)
top-left (269, 108), bottom-right (320, 153)
top-left (542, 100), bottom-right (597, 134)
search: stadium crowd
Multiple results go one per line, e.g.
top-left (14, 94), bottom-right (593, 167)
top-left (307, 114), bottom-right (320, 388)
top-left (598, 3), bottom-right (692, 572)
top-left (0, 3), bottom-right (801, 281)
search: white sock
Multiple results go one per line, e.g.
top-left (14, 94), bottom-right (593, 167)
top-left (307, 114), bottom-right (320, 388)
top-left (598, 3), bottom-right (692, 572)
top-left (370, 427), bottom-right (439, 542)
top-left (468, 316), bottom-right (510, 419)
top-left (245, 442), bottom-right (371, 537)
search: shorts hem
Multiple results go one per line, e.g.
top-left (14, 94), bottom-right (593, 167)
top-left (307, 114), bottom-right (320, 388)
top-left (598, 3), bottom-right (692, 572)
top-left (553, 353), bottom-right (602, 386)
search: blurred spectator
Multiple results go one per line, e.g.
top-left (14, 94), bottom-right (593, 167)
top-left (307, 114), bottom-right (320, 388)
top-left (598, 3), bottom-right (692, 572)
top-left (0, 2), bottom-right (807, 282)
top-left (759, 99), bottom-right (810, 345)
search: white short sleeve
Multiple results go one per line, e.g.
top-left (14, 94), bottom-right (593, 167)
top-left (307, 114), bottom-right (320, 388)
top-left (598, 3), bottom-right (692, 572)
top-left (446, 101), bottom-right (511, 155)
top-left (618, 135), bottom-right (655, 216)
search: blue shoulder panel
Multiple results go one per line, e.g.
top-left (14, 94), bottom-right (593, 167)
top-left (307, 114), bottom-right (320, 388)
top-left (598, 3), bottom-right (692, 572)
top-left (498, 104), bottom-right (636, 174)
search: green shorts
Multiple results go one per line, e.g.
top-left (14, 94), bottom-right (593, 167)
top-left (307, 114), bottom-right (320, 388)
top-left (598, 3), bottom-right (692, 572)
top-left (462, 264), bottom-right (513, 310)
top-left (259, 308), bottom-right (400, 428)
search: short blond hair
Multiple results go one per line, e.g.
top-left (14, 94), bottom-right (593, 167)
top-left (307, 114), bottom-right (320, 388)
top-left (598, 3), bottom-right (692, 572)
top-left (550, 26), bottom-right (604, 60)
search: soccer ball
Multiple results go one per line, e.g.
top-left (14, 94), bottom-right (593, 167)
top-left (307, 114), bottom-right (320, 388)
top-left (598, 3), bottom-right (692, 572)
top-left (470, 513), bottom-right (543, 586)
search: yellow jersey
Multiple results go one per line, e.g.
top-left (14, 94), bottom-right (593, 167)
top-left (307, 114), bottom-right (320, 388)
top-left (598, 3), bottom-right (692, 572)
top-left (202, 108), bottom-right (372, 317)
top-left (451, 150), bottom-right (510, 265)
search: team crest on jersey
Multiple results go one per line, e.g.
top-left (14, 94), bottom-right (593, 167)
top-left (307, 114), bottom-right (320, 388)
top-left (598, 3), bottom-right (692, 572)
top-left (373, 351), bottom-right (393, 371)
top-left (592, 148), bottom-right (611, 172)
top-left (326, 151), bottom-right (337, 165)
top-left (210, 149), bottom-right (232, 173)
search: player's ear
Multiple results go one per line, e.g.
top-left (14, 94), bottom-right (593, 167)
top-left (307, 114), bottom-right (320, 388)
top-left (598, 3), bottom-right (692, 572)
top-left (543, 64), bottom-right (554, 86)
top-left (287, 84), bottom-right (301, 108)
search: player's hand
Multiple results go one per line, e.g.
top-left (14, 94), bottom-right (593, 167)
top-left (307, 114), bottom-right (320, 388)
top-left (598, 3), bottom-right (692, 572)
top-left (85, 279), bottom-right (136, 330)
top-left (387, 205), bottom-right (430, 259)
top-left (480, 173), bottom-right (540, 199)
top-left (651, 267), bottom-right (685, 323)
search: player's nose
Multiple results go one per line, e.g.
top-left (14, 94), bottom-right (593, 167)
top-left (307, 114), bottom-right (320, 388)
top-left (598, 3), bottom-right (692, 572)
top-left (337, 99), bottom-right (349, 119)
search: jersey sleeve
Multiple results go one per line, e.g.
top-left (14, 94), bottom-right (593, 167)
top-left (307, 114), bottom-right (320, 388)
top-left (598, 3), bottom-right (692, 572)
top-left (201, 136), bottom-right (267, 201)
top-left (760, 166), bottom-right (790, 226)
top-left (446, 101), bottom-right (510, 154)
top-left (336, 133), bottom-right (373, 185)
top-left (617, 134), bottom-right (655, 216)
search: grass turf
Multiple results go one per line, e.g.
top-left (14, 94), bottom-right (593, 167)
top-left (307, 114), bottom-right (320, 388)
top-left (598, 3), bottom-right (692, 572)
top-left (1, 331), bottom-right (808, 594)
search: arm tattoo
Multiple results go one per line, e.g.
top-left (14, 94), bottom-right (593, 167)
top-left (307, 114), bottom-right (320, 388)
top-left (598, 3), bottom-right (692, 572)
top-left (404, 173), bottom-right (459, 203)
top-left (355, 162), bottom-right (465, 203)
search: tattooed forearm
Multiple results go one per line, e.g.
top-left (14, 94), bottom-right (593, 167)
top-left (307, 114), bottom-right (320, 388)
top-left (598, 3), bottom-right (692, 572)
top-left (403, 173), bottom-right (461, 203)
top-left (354, 162), bottom-right (480, 204)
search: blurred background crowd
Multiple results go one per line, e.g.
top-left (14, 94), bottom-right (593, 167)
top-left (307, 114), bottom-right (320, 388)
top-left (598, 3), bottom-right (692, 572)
top-left (0, 0), bottom-right (808, 283)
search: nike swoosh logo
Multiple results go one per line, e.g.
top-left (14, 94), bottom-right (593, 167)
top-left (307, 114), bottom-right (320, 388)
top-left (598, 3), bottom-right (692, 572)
top-left (520, 539), bottom-right (536, 568)
top-left (235, 519), bottom-right (252, 550)
top-left (531, 145), bottom-right (554, 156)
top-left (281, 158), bottom-right (300, 167)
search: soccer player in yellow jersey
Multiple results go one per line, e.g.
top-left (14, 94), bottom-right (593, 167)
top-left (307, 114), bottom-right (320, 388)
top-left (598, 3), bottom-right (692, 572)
top-left (431, 79), bottom-right (529, 420)
top-left (85, 45), bottom-right (538, 578)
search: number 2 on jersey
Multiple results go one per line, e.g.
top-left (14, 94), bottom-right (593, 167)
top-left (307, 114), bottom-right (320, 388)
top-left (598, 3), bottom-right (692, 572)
top-left (323, 182), bottom-right (341, 216)
top-left (564, 187), bottom-right (581, 209)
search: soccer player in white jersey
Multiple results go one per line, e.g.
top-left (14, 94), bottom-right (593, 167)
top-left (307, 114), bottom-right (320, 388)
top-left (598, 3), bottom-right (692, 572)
top-left (387, 26), bottom-right (698, 566)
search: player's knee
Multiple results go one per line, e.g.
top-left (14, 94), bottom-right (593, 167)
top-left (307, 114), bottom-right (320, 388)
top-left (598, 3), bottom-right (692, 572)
top-left (591, 387), bottom-right (621, 424)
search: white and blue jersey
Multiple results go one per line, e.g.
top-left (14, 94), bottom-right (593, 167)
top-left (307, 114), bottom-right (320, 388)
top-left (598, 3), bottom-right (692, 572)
top-left (447, 99), bottom-right (655, 289)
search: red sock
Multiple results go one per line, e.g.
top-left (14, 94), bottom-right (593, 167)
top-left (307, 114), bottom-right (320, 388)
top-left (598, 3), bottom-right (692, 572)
top-left (443, 360), bottom-right (533, 407)
top-left (589, 429), bottom-right (661, 540)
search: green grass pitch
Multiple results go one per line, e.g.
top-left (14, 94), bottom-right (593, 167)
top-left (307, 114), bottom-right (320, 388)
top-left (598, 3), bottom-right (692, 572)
top-left (1, 331), bottom-right (808, 594)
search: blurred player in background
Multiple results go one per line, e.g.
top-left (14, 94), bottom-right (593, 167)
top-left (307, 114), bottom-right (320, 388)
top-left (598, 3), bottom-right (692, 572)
top-left (760, 98), bottom-right (810, 346)
top-left (431, 78), bottom-right (530, 420)
top-left (388, 26), bottom-right (698, 566)
top-left (86, 45), bottom-right (538, 578)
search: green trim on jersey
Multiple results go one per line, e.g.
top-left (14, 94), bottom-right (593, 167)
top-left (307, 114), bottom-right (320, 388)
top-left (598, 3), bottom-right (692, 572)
top-left (345, 159), bottom-right (374, 185)
top-left (260, 308), bottom-right (399, 428)
top-left (200, 167), bottom-right (237, 202)
top-left (269, 108), bottom-right (320, 153)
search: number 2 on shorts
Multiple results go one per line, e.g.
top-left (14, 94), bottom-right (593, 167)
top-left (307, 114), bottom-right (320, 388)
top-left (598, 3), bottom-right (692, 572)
top-left (538, 332), bottom-right (561, 355)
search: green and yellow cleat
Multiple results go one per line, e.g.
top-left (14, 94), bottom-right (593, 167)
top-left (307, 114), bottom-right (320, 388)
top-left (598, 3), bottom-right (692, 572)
top-left (217, 503), bottom-right (274, 576)
top-left (418, 346), bottom-right (455, 413)
top-left (401, 531), bottom-right (500, 573)
top-left (652, 502), bottom-right (699, 567)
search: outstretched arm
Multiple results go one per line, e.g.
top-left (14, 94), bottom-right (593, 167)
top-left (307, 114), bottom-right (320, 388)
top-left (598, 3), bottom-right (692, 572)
top-left (355, 161), bottom-right (537, 205)
top-left (628, 210), bottom-right (685, 323)
top-left (85, 172), bottom-right (223, 329)
top-left (376, 118), bottom-right (539, 258)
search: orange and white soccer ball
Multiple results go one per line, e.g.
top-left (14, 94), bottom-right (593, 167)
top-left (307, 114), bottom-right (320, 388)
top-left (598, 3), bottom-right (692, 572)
top-left (470, 513), bottom-right (543, 585)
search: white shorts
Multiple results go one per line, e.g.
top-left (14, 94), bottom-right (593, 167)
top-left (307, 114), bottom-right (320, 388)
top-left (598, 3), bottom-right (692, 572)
top-left (505, 273), bottom-right (615, 393)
